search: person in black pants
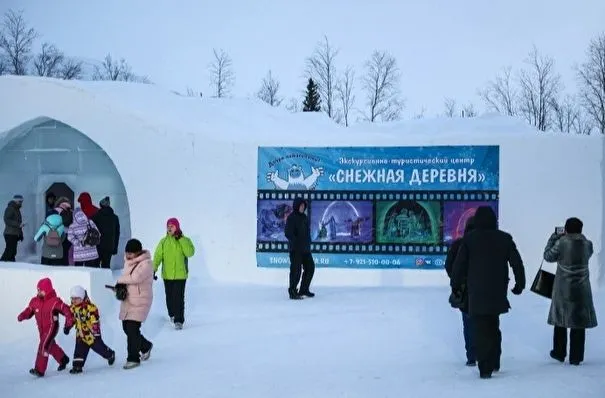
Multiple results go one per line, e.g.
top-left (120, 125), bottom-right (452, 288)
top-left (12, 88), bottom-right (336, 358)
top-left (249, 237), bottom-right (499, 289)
top-left (543, 217), bottom-right (597, 365)
top-left (1, 194), bottom-right (24, 262)
top-left (284, 197), bottom-right (315, 300)
top-left (450, 206), bottom-right (525, 379)
top-left (92, 196), bottom-right (121, 269)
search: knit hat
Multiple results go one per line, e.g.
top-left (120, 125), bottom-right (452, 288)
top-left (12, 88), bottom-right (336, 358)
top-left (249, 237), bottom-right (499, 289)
top-left (99, 196), bottom-right (110, 207)
top-left (167, 217), bottom-right (181, 231)
top-left (125, 238), bottom-right (143, 254)
top-left (13, 194), bottom-right (23, 201)
top-left (70, 285), bottom-right (86, 299)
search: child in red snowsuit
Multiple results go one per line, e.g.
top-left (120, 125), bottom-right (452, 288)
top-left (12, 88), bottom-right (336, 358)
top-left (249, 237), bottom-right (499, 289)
top-left (17, 277), bottom-right (75, 377)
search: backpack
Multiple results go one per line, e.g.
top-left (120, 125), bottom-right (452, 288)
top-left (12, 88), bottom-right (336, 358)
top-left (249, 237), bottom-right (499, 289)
top-left (44, 222), bottom-right (62, 247)
top-left (83, 221), bottom-right (101, 246)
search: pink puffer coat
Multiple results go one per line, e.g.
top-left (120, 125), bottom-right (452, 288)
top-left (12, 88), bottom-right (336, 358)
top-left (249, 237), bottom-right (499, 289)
top-left (117, 250), bottom-right (154, 323)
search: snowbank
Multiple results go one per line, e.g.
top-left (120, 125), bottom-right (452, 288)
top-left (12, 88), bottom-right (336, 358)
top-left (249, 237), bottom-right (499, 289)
top-left (0, 76), bottom-right (602, 288)
top-left (0, 262), bottom-right (115, 344)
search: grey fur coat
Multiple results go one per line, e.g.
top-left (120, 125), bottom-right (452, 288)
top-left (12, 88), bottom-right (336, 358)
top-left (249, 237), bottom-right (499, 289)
top-left (543, 232), bottom-right (597, 329)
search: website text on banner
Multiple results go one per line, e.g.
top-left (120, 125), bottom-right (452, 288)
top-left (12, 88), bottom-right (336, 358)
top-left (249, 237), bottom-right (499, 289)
top-left (256, 146), bottom-right (500, 269)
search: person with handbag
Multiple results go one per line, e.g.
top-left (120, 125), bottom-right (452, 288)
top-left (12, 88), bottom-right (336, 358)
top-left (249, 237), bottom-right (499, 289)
top-left (450, 206), bottom-right (525, 379)
top-left (117, 238), bottom-right (154, 370)
top-left (543, 217), bottom-right (597, 365)
top-left (445, 216), bottom-right (476, 367)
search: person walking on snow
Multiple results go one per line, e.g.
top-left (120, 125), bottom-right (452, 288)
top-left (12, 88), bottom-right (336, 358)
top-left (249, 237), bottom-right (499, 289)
top-left (450, 206), bottom-right (525, 379)
top-left (92, 196), bottom-right (120, 269)
top-left (17, 277), bottom-right (74, 377)
top-left (67, 208), bottom-right (100, 266)
top-left (66, 285), bottom-right (116, 373)
top-left (34, 212), bottom-right (66, 265)
top-left (1, 194), bottom-right (24, 262)
top-left (543, 217), bottom-right (598, 365)
top-left (118, 239), bottom-right (154, 369)
top-left (52, 197), bottom-right (73, 264)
top-left (284, 198), bottom-right (315, 300)
top-left (77, 192), bottom-right (99, 219)
top-left (153, 218), bottom-right (195, 330)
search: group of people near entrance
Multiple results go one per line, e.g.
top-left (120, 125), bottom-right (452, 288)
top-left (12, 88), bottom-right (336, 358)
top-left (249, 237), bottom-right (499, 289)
top-left (1, 192), bottom-right (121, 268)
top-left (444, 206), bottom-right (598, 379)
top-left (12, 213), bottom-right (195, 375)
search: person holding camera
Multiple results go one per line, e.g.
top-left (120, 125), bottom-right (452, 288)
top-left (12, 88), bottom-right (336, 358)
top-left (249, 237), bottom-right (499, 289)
top-left (116, 238), bottom-right (154, 370)
top-left (543, 217), bottom-right (597, 366)
top-left (450, 206), bottom-right (525, 379)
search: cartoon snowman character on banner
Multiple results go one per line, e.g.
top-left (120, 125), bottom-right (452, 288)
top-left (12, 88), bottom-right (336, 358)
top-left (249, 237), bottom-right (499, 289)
top-left (266, 164), bottom-right (324, 190)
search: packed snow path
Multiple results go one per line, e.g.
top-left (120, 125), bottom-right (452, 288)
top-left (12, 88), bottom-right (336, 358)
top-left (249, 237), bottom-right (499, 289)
top-left (1, 280), bottom-right (604, 398)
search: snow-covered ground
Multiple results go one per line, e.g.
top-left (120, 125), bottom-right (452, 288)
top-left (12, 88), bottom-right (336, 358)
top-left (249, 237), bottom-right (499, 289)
top-left (2, 274), bottom-right (604, 398)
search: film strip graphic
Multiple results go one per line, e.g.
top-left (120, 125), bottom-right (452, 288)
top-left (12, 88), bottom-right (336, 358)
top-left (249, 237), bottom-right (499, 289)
top-left (257, 190), bottom-right (499, 255)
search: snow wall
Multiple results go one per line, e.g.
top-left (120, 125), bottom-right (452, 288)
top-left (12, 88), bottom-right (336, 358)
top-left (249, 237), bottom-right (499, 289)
top-left (0, 76), bottom-right (603, 291)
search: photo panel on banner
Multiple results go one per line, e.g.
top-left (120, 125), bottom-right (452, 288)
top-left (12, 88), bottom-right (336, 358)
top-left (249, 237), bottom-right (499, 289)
top-left (256, 145), bottom-right (499, 269)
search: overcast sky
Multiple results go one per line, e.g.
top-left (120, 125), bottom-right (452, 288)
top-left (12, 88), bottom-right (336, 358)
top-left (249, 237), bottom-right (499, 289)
top-left (2, 0), bottom-right (604, 119)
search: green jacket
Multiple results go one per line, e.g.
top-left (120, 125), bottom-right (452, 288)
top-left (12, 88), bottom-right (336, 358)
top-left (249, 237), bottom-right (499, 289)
top-left (153, 235), bottom-right (195, 280)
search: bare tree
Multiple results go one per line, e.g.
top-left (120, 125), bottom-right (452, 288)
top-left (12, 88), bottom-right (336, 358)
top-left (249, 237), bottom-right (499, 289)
top-left (185, 87), bottom-right (203, 97)
top-left (257, 70), bottom-right (282, 106)
top-left (285, 97), bottom-right (301, 113)
top-left (517, 46), bottom-right (562, 131)
top-left (0, 9), bottom-right (38, 75)
top-left (33, 42), bottom-right (64, 77)
top-left (208, 48), bottom-right (235, 98)
top-left (551, 95), bottom-right (580, 133)
top-left (414, 106), bottom-right (426, 119)
top-left (461, 103), bottom-right (477, 118)
top-left (59, 58), bottom-right (83, 80)
top-left (362, 50), bottom-right (403, 122)
top-left (335, 66), bottom-right (355, 126)
top-left (443, 97), bottom-right (457, 117)
top-left (306, 35), bottom-right (339, 119)
top-left (93, 53), bottom-right (148, 82)
top-left (577, 33), bottom-right (605, 135)
top-left (479, 66), bottom-right (518, 116)
top-left (0, 55), bottom-right (7, 75)
top-left (574, 111), bottom-right (594, 135)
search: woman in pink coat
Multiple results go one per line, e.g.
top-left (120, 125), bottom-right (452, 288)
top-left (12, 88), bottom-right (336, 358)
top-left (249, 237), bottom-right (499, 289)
top-left (117, 238), bottom-right (154, 370)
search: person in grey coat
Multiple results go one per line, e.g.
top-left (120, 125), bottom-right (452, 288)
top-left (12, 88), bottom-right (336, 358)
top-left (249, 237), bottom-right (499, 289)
top-left (1, 194), bottom-right (24, 262)
top-left (543, 217), bottom-right (597, 365)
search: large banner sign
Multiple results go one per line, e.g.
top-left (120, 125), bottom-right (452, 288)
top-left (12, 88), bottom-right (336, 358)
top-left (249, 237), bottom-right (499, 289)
top-left (256, 145), bottom-right (499, 269)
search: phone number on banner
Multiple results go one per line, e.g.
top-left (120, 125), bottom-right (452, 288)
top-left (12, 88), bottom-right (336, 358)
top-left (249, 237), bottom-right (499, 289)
top-left (257, 253), bottom-right (446, 269)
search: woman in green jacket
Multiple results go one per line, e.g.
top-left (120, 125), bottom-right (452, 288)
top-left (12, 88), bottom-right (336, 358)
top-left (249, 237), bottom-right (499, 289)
top-left (153, 218), bottom-right (195, 330)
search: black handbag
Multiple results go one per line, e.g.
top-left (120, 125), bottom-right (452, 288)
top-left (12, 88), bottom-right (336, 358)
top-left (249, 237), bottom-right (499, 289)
top-left (530, 260), bottom-right (555, 299)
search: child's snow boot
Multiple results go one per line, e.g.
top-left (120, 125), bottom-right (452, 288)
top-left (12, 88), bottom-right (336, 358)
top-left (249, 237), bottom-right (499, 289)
top-left (69, 366), bottom-right (83, 374)
top-left (57, 355), bottom-right (69, 371)
top-left (108, 350), bottom-right (116, 365)
top-left (29, 368), bottom-right (44, 377)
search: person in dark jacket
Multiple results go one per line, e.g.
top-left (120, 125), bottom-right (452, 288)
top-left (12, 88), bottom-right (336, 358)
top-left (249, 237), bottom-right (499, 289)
top-left (45, 192), bottom-right (57, 217)
top-left (284, 198), bottom-right (315, 300)
top-left (51, 197), bottom-right (73, 265)
top-left (543, 217), bottom-right (597, 366)
top-left (445, 216), bottom-right (476, 366)
top-left (450, 206), bottom-right (525, 379)
top-left (1, 194), bottom-right (24, 262)
top-left (92, 196), bottom-right (121, 269)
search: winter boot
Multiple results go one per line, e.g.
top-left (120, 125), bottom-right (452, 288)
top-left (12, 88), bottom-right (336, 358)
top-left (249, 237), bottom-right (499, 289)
top-left (550, 350), bottom-right (565, 363)
top-left (69, 366), bottom-right (83, 374)
top-left (141, 344), bottom-right (153, 361)
top-left (29, 368), bottom-right (44, 377)
top-left (299, 290), bottom-right (315, 298)
top-left (108, 350), bottom-right (116, 365)
top-left (123, 361), bottom-right (140, 370)
top-left (57, 355), bottom-right (69, 371)
top-left (288, 288), bottom-right (302, 300)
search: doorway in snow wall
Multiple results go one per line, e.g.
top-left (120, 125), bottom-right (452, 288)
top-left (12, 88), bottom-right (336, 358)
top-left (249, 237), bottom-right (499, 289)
top-left (0, 118), bottom-right (131, 269)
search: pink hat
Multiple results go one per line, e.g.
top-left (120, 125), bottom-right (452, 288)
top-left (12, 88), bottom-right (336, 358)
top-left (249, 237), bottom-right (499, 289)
top-left (167, 218), bottom-right (181, 231)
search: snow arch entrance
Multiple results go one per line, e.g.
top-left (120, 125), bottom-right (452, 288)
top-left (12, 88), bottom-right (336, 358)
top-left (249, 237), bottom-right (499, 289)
top-left (0, 117), bottom-right (131, 268)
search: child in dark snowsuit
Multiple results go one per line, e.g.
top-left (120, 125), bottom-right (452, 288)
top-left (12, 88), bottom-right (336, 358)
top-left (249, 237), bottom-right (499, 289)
top-left (67, 285), bottom-right (115, 373)
top-left (17, 278), bottom-right (74, 377)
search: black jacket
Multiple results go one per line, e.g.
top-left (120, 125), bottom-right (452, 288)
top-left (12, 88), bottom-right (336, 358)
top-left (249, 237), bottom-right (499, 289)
top-left (451, 206), bottom-right (525, 316)
top-left (92, 206), bottom-right (120, 254)
top-left (445, 217), bottom-right (476, 278)
top-left (284, 198), bottom-right (311, 254)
